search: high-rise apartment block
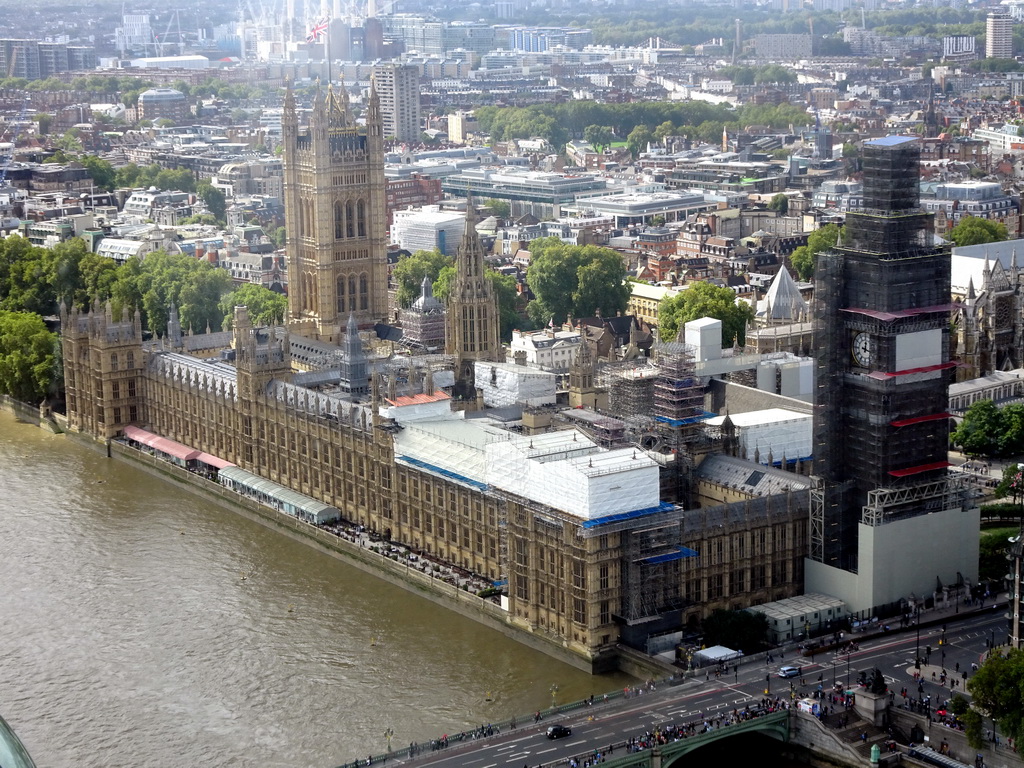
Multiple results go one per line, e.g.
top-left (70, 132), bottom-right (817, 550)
top-left (987, 11), bottom-right (1013, 59)
top-left (371, 64), bottom-right (421, 143)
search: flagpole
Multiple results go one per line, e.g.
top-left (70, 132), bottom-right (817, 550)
top-left (325, 13), bottom-right (331, 86)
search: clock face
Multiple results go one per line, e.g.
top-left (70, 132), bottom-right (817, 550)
top-left (852, 332), bottom-right (874, 367)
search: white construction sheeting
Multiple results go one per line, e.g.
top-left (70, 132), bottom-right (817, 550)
top-left (484, 430), bottom-right (660, 520)
top-left (475, 362), bottom-right (556, 408)
top-left (706, 408), bottom-right (812, 462)
top-left (393, 418), bottom-right (505, 487)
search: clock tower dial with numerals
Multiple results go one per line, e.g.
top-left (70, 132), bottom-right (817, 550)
top-left (811, 136), bottom-right (963, 574)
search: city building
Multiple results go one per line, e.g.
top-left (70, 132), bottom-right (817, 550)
top-left (987, 11), bottom-right (1014, 59)
top-left (371, 64), bottom-right (422, 143)
top-left (943, 34), bottom-right (977, 62)
top-left (0, 39), bottom-right (97, 79)
top-left (385, 174), bottom-right (443, 226)
top-left (753, 34), bottom-right (812, 60)
top-left (509, 328), bottom-right (582, 371)
top-left (806, 136), bottom-right (980, 614)
top-left (137, 88), bottom-right (190, 123)
top-left (281, 84), bottom-right (388, 339)
top-left (925, 181), bottom-right (1020, 241)
top-left (389, 207), bottom-right (466, 257)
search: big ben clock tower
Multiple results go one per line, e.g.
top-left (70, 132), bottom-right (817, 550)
top-left (807, 136), bottom-right (979, 611)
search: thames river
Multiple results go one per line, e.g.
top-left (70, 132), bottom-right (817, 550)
top-left (0, 412), bottom-right (632, 768)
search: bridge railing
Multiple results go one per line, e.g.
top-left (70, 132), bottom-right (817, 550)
top-left (334, 683), bottom-right (677, 768)
top-left (336, 694), bottom-right (789, 768)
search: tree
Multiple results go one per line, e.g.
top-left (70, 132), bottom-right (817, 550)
top-left (80, 155), bottom-right (117, 191)
top-left (790, 223), bottom-right (843, 281)
top-left (525, 239), bottom-right (630, 326)
top-left (626, 124), bottom-right (653, 158)
top-left (979, 530), bottom-right (1013, 583)
top-left (657, 281), bottom-right (754, 346)
top-left (111, 250), bottom-right (232, 335)
top-left (0, 310), bottom-right (57, 403)
top-left (219, 283), bottom-right (288, 329)
top-left (197, 180), bottom-right (226, 222)
top-left (949, 216), bottom-right (1009, 247)
top-left (701, 609), bottom-right (770, 654)
top-left (967, 646), bottom-right (1024, 749)
top-left (583, 124), bottom-right (615, 153)
top-left (483, 199), bottom-right (511, 219)
top-left (392, 249), bottom-right (453, 308)
top-left (768, 193), bottom-right (789, 214)
top-left (951, 399), bottom-right (1006, 457)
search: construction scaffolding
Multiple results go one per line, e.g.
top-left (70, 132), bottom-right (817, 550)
top-left (810, 135), bottom-right (958, 574)
top-left (597, 360), bottom-right (657, 421)
top-left (620, 520), bottom-right (694, 623)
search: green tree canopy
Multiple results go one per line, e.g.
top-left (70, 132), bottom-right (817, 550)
top-left (392, 249), bottom-right (454, 308)
top-left (197, 180), bottom-right (226, 222)
top-left (483, 199), bottom-right (511, 219)
top-left (626, 124), bottom-right (653, 158)
top-left (768, 193), bottom-right (789, 214)
top-left (949, 216), bottom-right (1008, 248)
top-left (0, 310), bottom-right (57, 403)
top-left (790, 223), bottom-right (843, 281)
top-left (583, 124), bottom-right (615, 153)
top-left (525, 238), bottom-right (630, 326)
top-left (950, 400), bottom-right (1024, 457)
top-left (967, 646), bottom-right (1024, 749)
top-left (657, 281), bottom-right (754, 346)
top-left (701, 609), bottom-right (770, 654)
top-left (80, 155), bottom-right (117, 191)
top-left (111, 250), bottom-right (232, 336)
top-left (219, 283), bottom-right (288, 329)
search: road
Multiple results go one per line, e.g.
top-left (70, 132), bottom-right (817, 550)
top-left (392, 608), bottom-right (1006, 768)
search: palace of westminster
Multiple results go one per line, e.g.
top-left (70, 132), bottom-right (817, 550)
top-left (59, 88), bottom-right (979, 671)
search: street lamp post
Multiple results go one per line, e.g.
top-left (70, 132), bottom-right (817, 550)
top-left (846, 653), bottom-right (851, 688)
top-left (549, 684), bottom-right (558, 709)
top-left (915, 605), bottom-right (921, 669)
top-left (832, 654), bottom-right (837, 687)
top-left (384, 728), bottom-right (394, 753)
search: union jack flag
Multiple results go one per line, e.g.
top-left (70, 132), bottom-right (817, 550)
top-left (306, 16), bottom-right (329, 43)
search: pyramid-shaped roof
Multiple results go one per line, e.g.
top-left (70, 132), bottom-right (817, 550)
top-left (757, 267), bottom-right (808, 320)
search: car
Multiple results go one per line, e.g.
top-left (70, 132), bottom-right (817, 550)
top-left (546, 724), bottom-right (572, 739)
top-left (777, 666), bottom-right (801, 679)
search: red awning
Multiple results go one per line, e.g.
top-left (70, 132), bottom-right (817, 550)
top-left (122, 425), bottom-right (199, 461)
top-left (195, 452), bottom-right (235, 469)
top-left (867, 362), bottom-right (957, 381)
top-left (890, 412), bottom-right (952, 427)
top-left (888, 460), bottom-right (951, 478)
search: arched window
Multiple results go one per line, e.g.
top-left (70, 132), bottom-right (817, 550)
top-left (110, 353), bottom-right (118, 371)
top-left (357, 200), bottom-right (366, 237)
top-left (126, 351), bottom-right (134, 369)
top-left (337, 276), bottom-right (346, 313)
top-left (346, 201), bottom-right (355, 238)
top-left (359, 273), bottom-right (368, 311)
top-left (335, 201), bottom-right (344, 239)
top-left (348, 275), bottom-right (357, 308)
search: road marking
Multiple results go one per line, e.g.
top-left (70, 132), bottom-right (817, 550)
top-left (536, 748), bottom-right (557, 755)
top-left (506, 753), bottom-right (531, 760)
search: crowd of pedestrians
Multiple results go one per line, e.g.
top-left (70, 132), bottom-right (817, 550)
top-left (317, 520), bottom-right (494, 594)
